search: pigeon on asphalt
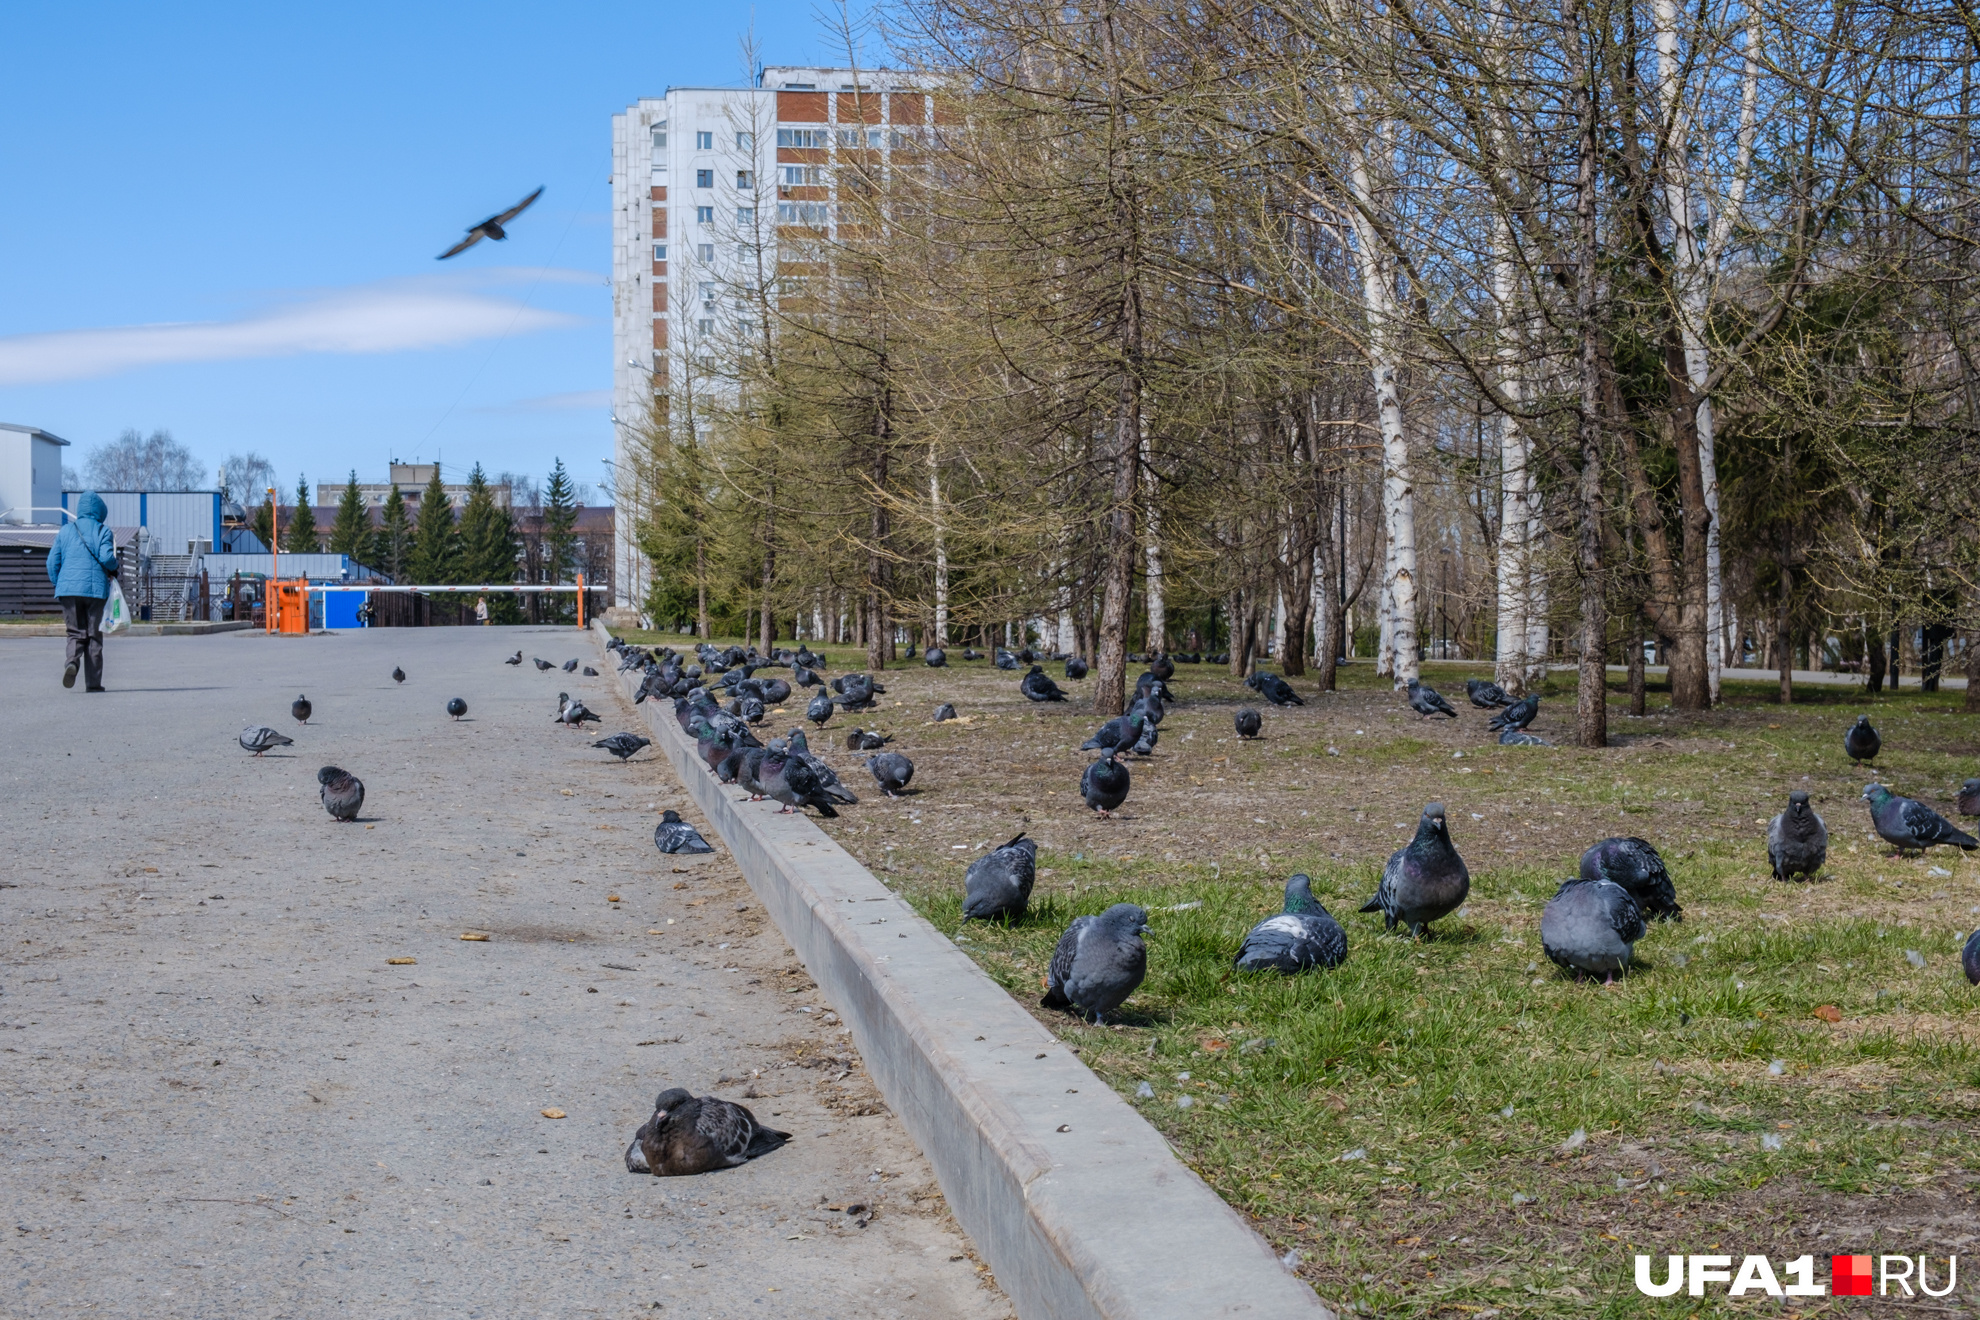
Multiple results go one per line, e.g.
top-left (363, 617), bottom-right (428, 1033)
top-left (1080, 750), bottom-right (1131, 816)
top-left (1080, 713), bottom-right (1145, 755)
top-left (555, 696), bottom-right (601, 728)
top-left (653, 810), bottom-right (716, 855)
top-left (1863, 783), bottom-right (1979, 855)
top-left (1359, 803), bottom-right (1470, 938)
top-left (1244, 671), bottom-right (1304, 706)
top-left (1844, 715), bottom-right (1880, 766)
top-left (924, 647), bottom-right (947, 668)
top-left (239, 726), bottom-right (293, 757)
top-left (1020, 665), bottom-right (1068, 702)
top-left (291, 694), bottom-right (312, 725)
top-left (844, 728), bottom-right (892, 752)
top-left (593, 733), bottom-right (652, 762)
top-left (447, 697), bottom-right (468, 721)
top-left (624, 1087), bottom-right (790, 1177)
top-left (1578, 836), bottom-right (1682, 921)
top-left (1464, 678), bottom-right (1514, 708)
top-left (1235, 874), bottom-right (1348, 973)
top-left (1234, 707), bottom-right (1262, 739)
top-left (1040, 903), bottom-right (1149, 1024)
top-left (1540, 878), bottom-right (1645, 982)
top-left (563, 659), bottom-right (579, 673)
top-left (1406, 679), bottom-right (1458, 719)
top-left (865, 752), bottom-right (914, 797)
top-left (760, 746), bottom-right (839, 817)
top-left (963, 833), bottom-right (1038, 923)
top-left (1960, 779), bottom-right (1980, 818)
top-left (932, 703), bottom-right (957, 722)
top-left (806, 689), bottom-right (835, 726)
top-left (1488, 695), bottom-right (1538, 732)
top-left (1965, 929), bottom-right (1980, 986)
top-left (317, 766), bottom-right (364, 822)
top-left (506, 651), bottom-right (523, 665)
top-left (392, 667), bottom-right (406, 684)
top-left (1065, 656), bottom-right (1089, 680)
top-left (1767, 791), bottom-right (1828, 881)
top-left (437, 186), bottom-right (544, 260)
top-left (1498, 729), bottom-right (1553, 746)
top-left (533, 658), bottom-right (554, 671)
top-left (582, 666), bottom-right (598, 677)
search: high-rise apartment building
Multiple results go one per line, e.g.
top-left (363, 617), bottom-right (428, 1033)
top-left (608, 65), bottom-right (934, 613)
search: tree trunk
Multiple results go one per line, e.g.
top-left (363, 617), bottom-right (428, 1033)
top-left (1570, 0), bottom-right (1607, 749)
top-left (1663, 324), bottom-right (1713, 711)
top-left (695, 537), bottom-right (710, 639)
top-left (1964, 625), bottom-right (1980, 712)
top-left (759, 544), bottom-right (775, 655)
top-left (929, 446), bottom-right (948, 644)
top-left (1314, 537), bottom-right (1340, 693)
top-left (1776, 559), bottom-right (1792, 706)
top-left (1867, 617), bottom-right (1885, 693)
top-left (1142, 428), bottom-right (1164, 655)
top-left (1628, 607), bottom-right (1646, 716)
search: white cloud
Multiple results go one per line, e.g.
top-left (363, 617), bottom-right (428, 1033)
top-left (484, 388), bottom-right (613, 413)
top-left (0, 272), bottom-right (593, 386)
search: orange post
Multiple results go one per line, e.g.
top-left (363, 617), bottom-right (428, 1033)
top-left (576, 572), bottom-right (586, 629)
top-left (267, 487), bottom-right (278, 633)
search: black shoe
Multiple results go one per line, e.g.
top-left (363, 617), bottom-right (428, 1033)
top-left (62, 661), bottom-right (78, 689)
top-left (85, 686), bottom-right (107, 693)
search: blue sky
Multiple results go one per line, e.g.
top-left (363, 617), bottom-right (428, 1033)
top-left (0, 1), bottom-right (847, 500)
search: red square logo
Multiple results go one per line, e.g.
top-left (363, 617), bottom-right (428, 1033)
top-left (1833, 1255), bottom-right (1874, 1296)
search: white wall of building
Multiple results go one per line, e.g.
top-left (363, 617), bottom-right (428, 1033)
top-left (0, 424), bottom-right (71, 525)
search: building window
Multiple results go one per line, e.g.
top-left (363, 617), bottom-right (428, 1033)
top-left (697, 320), bottom-right (714, 336)
top-left (696, 205), bottom-right (713, 223)
top-left (650, 127), bottom-right (667, 149)
top-left (837, 127), bottom-right (885, 149)
top-left (697, 243), bottom-right (714, 261)
top-left (775, 127), bottom-right (828, 148)
top-left (736, 131), bottom-right (754, 150)
top-left (736, 206), bottom-right (755, 223)
top-left (776, 201), bottom-right (830, 226)
top-left (653, 243), bottom-right (667, 262)
top-left (738, 318), bottom-right (754, 333)
top-left (695, 169), bottom-right (713, 188)
top-left (735, 169), bottom-right (754, 189)
top-left (781, 164), bottom-right (822, 186)
top-left (696, 131), bottom-right (713, 150)
top-left (699, 282), bottom-right (715, 306)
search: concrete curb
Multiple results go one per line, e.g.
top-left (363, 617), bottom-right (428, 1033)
top-left (0, 619), bottom-right (256, 637)
top-left (594, 625), bottom-right (1331, 1320)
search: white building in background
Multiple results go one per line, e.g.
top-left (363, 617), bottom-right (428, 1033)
top-left (0, 423), bottom-right (70, 525)
top-left (607, 65), bottom-right (936, 615)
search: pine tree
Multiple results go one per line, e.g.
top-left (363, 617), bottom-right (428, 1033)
top-left (458, 463), bottom-right (521, 620)
top-left (408, 464), bottom-right (460, 584)
top-left (378, 483), bottom-right (411, 580)
top-left (282, 474), bottom-right (319, 552)
top-left (541, 458), bottom-right (579, 624)
top-left (328, 470), bottom-right (375, 566)
top-left (251, 496), bottom-right (274, 552)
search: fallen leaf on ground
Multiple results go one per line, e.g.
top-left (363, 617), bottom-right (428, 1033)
top-left (1813, 1004), bottom-right (1843, 1023)
top-left (386, 957), bottom-right (416, 966)
top-left (607, 894), bottom-right (622, 902)
top-left (460, 932), bottom-right (490, 942)
top-left (540, 1108), bottom-right (566, 1119)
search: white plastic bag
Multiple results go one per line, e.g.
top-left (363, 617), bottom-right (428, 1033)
top-left (103, 579), bottom-right (131, 634)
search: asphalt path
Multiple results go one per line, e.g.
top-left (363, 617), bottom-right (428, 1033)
top-left (0, 626), bottom-right (1009, 1319)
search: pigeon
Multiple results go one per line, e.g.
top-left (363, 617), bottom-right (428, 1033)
top-left (1960, 779), bottom-right (1980, 818)
top-left (1844, 715), bottom-right (1880, 766)
top-left (1464, 678), bottom-right (1514, 708)
top-left (562, 659), bottom-right (579, 673)
top-left (804, 688), bottom-right (835, 726)
top-left (1019, 665), bottom-right (1068, 702)
top-left (1234, 707), bottom-right (1262, 739)
top-left (1540, 878), bottom-right (1645, 982)
top-left (1080, 750), bottom-right (1130, 816)
top-left (1234, 874), bottom-right (1348, 973)
top-left (317, 766), bottom-right (364, 822)
top-left (1966, 929), bottom-right (1980, 986)
top-left (438, 185), bottom-right (544, 260)
top-left (962, 833), bottom-right (1037, 923)
top-left (1080, 712), bottom-right (1145, 754)
top-left (1497, 729), bottom-right (1553, 746)
top-left (1863, 783), bottom-right (1978, 855)
top-left (653, 809), bottom-right (716, 855)
top-left (1065, 656), bottom-right (1089, 680)
top-left (785, 729), bottom-right (858, 805)
top-left (555, 696), bottom-right (601, 728)
top-left (757, 678), bottom-right (792, 705)
top-left (582, 666), bottom-right (599, 677)
top-left (1150, 654), bottom-right (1175, 682)
top-left (924, 647), bottom-right (947, 668)
top-left (690, 719), bottom-right (741, 775)
top-left (865, 752), bottom-right (915, 797)
top-left (291, 694), bottom-right (312, 725)
top-left (1127, 689), bottom-right (1165, 727)
top-left (391, 667), bottom-right (406, 684)
top-left (962, 648), bottom-right (983, 661)
top-left (737, 696), bottom-right (767, 725)
top-left (1487, 695), bottom-right (1538, 732)
top-left (1359, 803), bottom-right (1470, 938)
top-left (844, 728), bottom-right (892, 752)
top-left (1040, 904), bottom-right (1149, 1024)
top-left (932, 703), bottom-right (957, 722)
top-left (993, 650), bottom-right (1019, 671)
top-left (533, 658), bottom-right (554, 671)
top-left (904, 644), bottom-right (918, 660)
top-left (1133, 672), bottom-right (1173, 703)
top-left (239, 725), bottom-right (292, 756)
top-left (593, 733), bottom-right (652, 762)
top-left (623, 1087), bottom-right (790, 1177)
top-left (1767, 790), bottom-right (1827, 881)
top-left (1578, 836), bottom-right (1682, 921)
top-left (1244, 671), bottom-right (1303, 706)
top-left (505, 651), bottom-right (523, 666)
top-left (793, 666), bottom-right (820, 688)
top-left (760, 747), bottom-right (839, 817)
top-left (1405, 679), bottom-right (1458, 719)
top-left (447, 697), bottom-right (468, 721)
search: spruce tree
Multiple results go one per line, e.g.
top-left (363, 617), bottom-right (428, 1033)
top-left (408, 465), bottom-right (460, 584)
top-left (458, 463), bottom-right (521, 619)
top-left (282, 474), bottom-right (319, 552)
top-left (251, 496), bottom-right (274, 552)
top-left (328, 470), bottom-right (375, 566)
top-left (541, 459), bottom-right (579, 624)
top-left (378, 483), bottom-right (411, 580)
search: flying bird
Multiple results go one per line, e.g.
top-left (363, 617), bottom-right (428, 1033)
top-left (1540, 878), bottom-right (1645, 982)
top-left (239, 725), bottom-right (292, 757)
top-left (1844, 715), bottom-right (1880, 766)
top-left (593, 732), bottom-right (652, 762)
top-left (291, 694), bottom-right (312, 725)
top-left (447, 697), bottom-right (468, 721)
top-left (1234, 874), bottom-right (1347, 974)
top-left (1767, 790), bottom-right (1827, 881)
top-left (1359, 802), bottom-right (1470, 938)
top-left (653, 809), bottom-right (716, 855)
top-left (437, 186), bottom-right (544, 260)
top-left (963, 833), bottom-right (1037, 923)
top-left (1040, 904), bottom-right (1149, 1024)
top-left (624, 1087), bottom-right (790, 1177)
top-left (317, 766), bottom-right (365, 822)
top-left (1577, 836), bottom-right (1682, 922)
top-left (1863, 783), bottom-right (1978, 856)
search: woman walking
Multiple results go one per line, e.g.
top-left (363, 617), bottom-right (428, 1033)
top-left (47, 491), bottom-right (120, 692)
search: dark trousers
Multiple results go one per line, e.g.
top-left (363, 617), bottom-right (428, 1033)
top-left (60, 596), bottom-right (105, 690)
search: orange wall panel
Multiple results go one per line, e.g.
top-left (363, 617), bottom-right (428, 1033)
top-left (890, 93), bottom-right (925, 124)
top-left (650, 186), bottom-right (667, 201)
top-left (778, 91), bottom-right (828, 122)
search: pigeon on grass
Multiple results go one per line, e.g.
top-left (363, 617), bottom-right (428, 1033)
top-left (933, 703), bottom-right (958, 722)
top-left (1464, 678), bottom-right (1514, 708)
top-left (1844, 715), bottom-right (1880, 766)
top-left (1245, 672), bottom-right (1303, 706)
top-left (865, 752), bottom-right (914, 797)
top-left (1488, 695), bottom-right (1538, 732)
top-left (1234, 707), bottom-right (1262, 739)
top-left (1578, 836), bottom-right (1682, 922)
top-left (1235, 874), bottom-right (1347, 973)
top-left (1863, 783), bottom-right (1978, 856)
top-left (1040, 904), bottom-right (1149, 1024)
top-left (1767, 792), bottom-right (1827, 881)
top-left (963, 834), bottom-right (1037, 923)
top-left (1359, 803), bottom-right (1469, 938)
top-left (1405, 680), bottom-right (1458, 719)
top-left (1080, 751), bottom-right (1131, 817)
top-left (1020, 665), bottom-right (1069, 702)
top-left (1540, 878), bottom-right (1645, 982)
top-left (1081, 713), bottom-right (1145, 755)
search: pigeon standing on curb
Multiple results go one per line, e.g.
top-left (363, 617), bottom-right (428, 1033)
top-left (1041, 904), bottom-right (1149, 1024)
top-left (1235, 874), bottom-right (1347, 973)
top-left (1405, 679), bottom-right (1458, 719)
top-left (760, 747), bottom-right (839, 817)
top-left (653, 810), bottom-right (716, 855)
top-left (624, 1087), bottom-right (790, 1176)
top-left (317, 766), bottom-right (364, 822)
top-left (1767, 791), bottom-right (1827, 881)
top-left (1578, 837), bottom-right (1682, 921)
top-left (1863, 783), bottom-right (1978, 856)
top-left (1844, 715), bottom-right (1880, 766)
top-left (1359, 803), bottom-right (1470, 938)
top-left (963, 833), bottom-right (1037, 923)
top-left (1540, 878), bottom-right (1645, 982)
top-left (239, 726), bottom-right (293, 757)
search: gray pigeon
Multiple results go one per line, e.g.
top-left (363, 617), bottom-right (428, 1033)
top-left (653, 809), bottom-right (715, 855)
top-left (1234, 874), bottom-right (1347, 973)
top-left (1080, 713), bottom-right (1144, 754)
top-left (1234, 707), bottom-right (1262, 739)
top-left (1863, 783), bottom-right (1978, 855)
top-left (1965, 929), bottom-right (1980, 986)
top-left (865, 751), bottom-right (914, 797)
top-left (1498, 729), bottom-right (1552, 746)
top-left (624, 1087), bottom-right (789, 1177)
top-left (447, 697), bottom-right (467, 720)
top-left (1127, 718), bottom-right (1158, 757)
top-left (1488, 695), bottom-right (1538, 732)
top-left (760, 747), bottom-right (838, 817)
top-left (593, 732), bottom-right (652, 762)
top-left (1080, 751), bottom-right (1130, 816)
top-left (1040, 903), bottom-right (1149, 1024)
top-left (785, 729), bottom-right (858, 805)
top-left (1359, 802), bottom-right (1470, 937)
top-left (933, 703), bottom-right (957, 722)
top-left (555, 696), bottom-right (601, 728)
top-left (924, 647), bottom-right (947, 668)
top-left (532, 657), bottom-right (554, 671)
top-left (845, 728), bottom-right (892, 752)
top-left (962, 833), bottom-right (1037, 923)
top-left (392, 666), bottom-right (405, 684)
top-left (1020, 665), bottom-right (1068, 702)
top-left (1767, 791), bottom-right (1827, 881)
top-left (1065, 656), bottom-right (1088, 680)
top-left (1960, 779), bottom-right (1980, 817)
top-left (562, 659), bottom-right (579, 673)
top-left (505, 651), bottom-right (523, 665)
top-left (1844, 715), bottom-right (1880, 766)
top-left (1244, 671), bottom-right (1303, 706)
top-left (582, 666), bottom-right (599, 677)
top-left (1578, 837), bottom-right (1681, 922)
top-left (1464, 678), bottom-right (1514, 708)
top-left (240, 725), bottom-right (293, 757)
top-left (291, 694), bottom-right (312, 725)
top-left (1540, 878), bottom-right (1645, 982)
top-left (317, 766), bottom-right (364, 822)
top-left (806, 690), bottom-right (835, 726)
top-left (1405, 679), bottom-right (1458, 719)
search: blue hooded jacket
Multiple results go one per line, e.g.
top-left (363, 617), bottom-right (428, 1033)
top-left (47, 492), bottom-right (119, 600)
